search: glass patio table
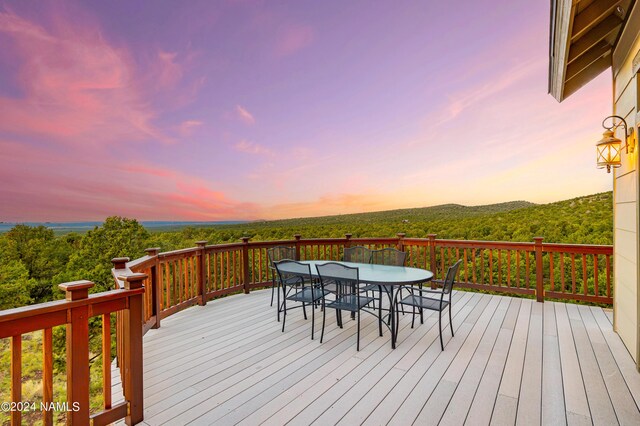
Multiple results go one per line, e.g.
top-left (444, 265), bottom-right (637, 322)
top-left (276, 260), bottom-right (434, 348)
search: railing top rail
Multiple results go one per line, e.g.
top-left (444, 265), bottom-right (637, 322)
top-left (0, 287), bottom-right (145, 325)
top-left (543, 243), bottom-right (613, 254)
top-left (128, 255), bottom-right (155, 271)
top-left (245, 239), bottom-right (296, 247)
top-left (157, 247), bottom-right (200, 259)
top-left (430, 239), bottom-right (534, 249)
top-left (350, 237), bottom-right (400, 243)
top-left (204, 242), bottom-right (244, 251)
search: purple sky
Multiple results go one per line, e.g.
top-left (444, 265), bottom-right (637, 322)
top-left (0, 0), bottom-right (612, 221)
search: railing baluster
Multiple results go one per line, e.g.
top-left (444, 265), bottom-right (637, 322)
top-left (497, 250), bottom-right (502, 287)
top-left (43, 327), bottom-right (53, 426)
top-left (507, 251), bottom-right (511, 287)
top-left (480, 249), bottom-right (485, 284)
top-left (524, 250), bottom-right (531, 288)
top-left (582, 254), bottom-right (588, 296)
top-left (516, 251), bottom-right (520, 288)
top-left (102, 313), bottom-right (112, 410)
top-left (606, 254), bottom-right (611, 298)
top-left (560, 253), bottom-right (565, 293)
top-left (549, 253), bottom-right (555, 292)
top-left (11, 335), bottom-right (21, 426)
top-left (594, 255), bottom-right (599, 297)
top-left (571, 253), bottom-right (576, 294)
top-left (489, 249), bottom-right (494, 286)
top-left (464, 249), bottom-right (468, 283)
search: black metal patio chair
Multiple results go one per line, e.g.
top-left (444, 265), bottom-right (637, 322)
top-left (274, 260), bottom-right (328, 340)
top-left (342, 246), bottom-right (372, 263)
top-left (267, 246), bottom-right (296, 313)
top-left (316, 262), bottom-right (379, 351)
top-left (363, 248), bottom-right (407, 315)
top-left (393, 259), bottom-right (462, 350)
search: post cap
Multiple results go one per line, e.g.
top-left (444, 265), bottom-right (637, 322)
top-left (111, 257), bottom-right (130, 269)
top-left (145, 247), bottom-right (161, 255)
top-left (241, 236), bottom-right (250, 243)
top-left (59, 280), bottom-right (95, 301)
top-left (195, 240), bottom-right (208, 247)
top-left (294, 234), bottom-right (302, 240)
top-left (397, 233), bottom-right (406, 238)
top-left (118, 273), bottom-right (148, 290)
top-left (533, 237), bottom-right (544, 242)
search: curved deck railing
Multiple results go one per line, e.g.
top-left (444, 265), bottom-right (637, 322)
top-left (0, 234), bottom-right (613, 425)
top-left (118, 233), bottom-right (613, 333)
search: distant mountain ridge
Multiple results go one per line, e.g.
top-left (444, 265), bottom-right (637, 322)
top-left (256, 200), bottom-right (537, 226)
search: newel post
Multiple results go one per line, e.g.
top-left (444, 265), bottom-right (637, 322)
top-left (344, 233), bottom-right (353, 252)
top-left (196, 241), bottom-right (208, 305)
top-left (534, 237), bottom-right (544, 303)
top-left (112, 258), bottom-right (130, 289)
top-left (118, 273), bottom-right (146, 425)
top-left (427, 234), bottom-right (437, 271)
top-left (427, 234), bottom-right (437, 289)
top-left (59, 280), bottom-right (94, 425)
top-left (294, 234), bottom-right (302, 260)
top-left (145, 247), bottom-right (161, 328)
top-left (241, 237), bottom-right (251, 294)
top-left (396, 233), bottom-right (406, 252)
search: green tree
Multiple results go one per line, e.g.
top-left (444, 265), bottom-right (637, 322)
top-left (55, 217), bottom-right (150, 293)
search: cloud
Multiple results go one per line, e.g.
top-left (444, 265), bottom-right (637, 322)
top-left (0, 9), bottom-right (175, 146)
top-left (274, 24), bottom-right (314, 57)
top-left (0, 139), bottom-right (260, 221)
top-left (177, 119), bottom-right (204, 136)
top-left (235, 105), bottom-right (255, 125)
top-left (234, 139), bottom-right (272, 156)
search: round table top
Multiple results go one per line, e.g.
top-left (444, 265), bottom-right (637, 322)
top-left (277, 260), bottom-right (434, 286)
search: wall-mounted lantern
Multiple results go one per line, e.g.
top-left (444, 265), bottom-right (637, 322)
top-left (597, 115), bottom-right (635, 173)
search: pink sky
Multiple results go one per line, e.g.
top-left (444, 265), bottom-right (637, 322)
top-left (0, 0), bottom-right (613, 221)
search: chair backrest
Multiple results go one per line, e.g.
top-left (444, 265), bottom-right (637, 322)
top-left (443, 260), bottom-right (463, 294)
top-left (343, 246), bottom-right (371, 263)
top-left (273, 260), bottom-right (312, 287)
top-left (267, 246), bottom-right (296, 265)
top-left (370, 248), bottom-right (407, 266)
top-left (315, 262), bottom-right (359, 294)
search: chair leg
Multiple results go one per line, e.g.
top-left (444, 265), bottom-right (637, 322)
top-left (357, 309), bottom-right (361, 351)
top-left (282, 297), bottom-right (287, 333)
top-left (337, 310), bottom-right (343, 329)
top-left (378, 292), bottom-right (383, 337)
top-left (320, 301), bottom-right (326, 343)
top-left (411, 305), bottom-right (416, 328)
top-left (277, 283), bottom-right (282, 322)
top-left (302, 302), bottom-right (308, 320)
top-left (439, 310), bottom-right (444, 351)
top-left (270, 277), bottom-right (275, 306)
top-left (311, 299), bottom-right (315, 340)
top-left (449, 305), bottom-right (454, 336)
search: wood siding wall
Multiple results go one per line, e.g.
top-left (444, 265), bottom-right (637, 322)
top-left (612, 1), bottom-right (640, 365)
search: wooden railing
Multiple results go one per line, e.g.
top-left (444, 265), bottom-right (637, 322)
top-left (0, 275), bottom-right (145, 425)
top-left (0, 233), bottom-right (613, 426)
top-left (130, 234), bottom-right (613, 333)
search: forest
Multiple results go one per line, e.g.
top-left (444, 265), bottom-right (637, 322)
top-left (0, 191), bottom-right (613, 422)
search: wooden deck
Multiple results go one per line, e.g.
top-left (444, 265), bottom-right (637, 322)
top-left (112, 289), bottom-right (640, 425)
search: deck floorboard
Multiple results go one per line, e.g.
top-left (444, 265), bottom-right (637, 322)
top-left (111, 290), bottom-right (640, 425)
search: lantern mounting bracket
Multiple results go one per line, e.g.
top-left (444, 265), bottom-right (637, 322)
top-left (602, 115), bottom-right (635, 154)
